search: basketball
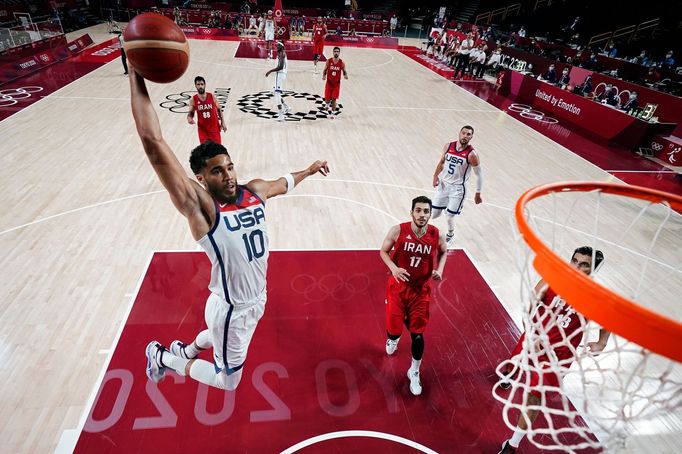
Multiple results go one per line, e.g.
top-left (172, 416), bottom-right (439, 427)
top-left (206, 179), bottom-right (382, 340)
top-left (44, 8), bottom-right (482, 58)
top-left (123, 13), bottom-right (189, 84)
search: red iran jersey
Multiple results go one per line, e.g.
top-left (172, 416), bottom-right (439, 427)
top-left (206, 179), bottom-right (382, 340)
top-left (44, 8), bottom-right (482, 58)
top-left (391, 223), bottom-right (440, 287)
top-left (313, 24), bottom-right (326, 41)
top-left (326, 58), bottom-right (344, 83)
top-left (534, 287), bottom-right (586, 356)
top-left (194, 92), bottom-right (219, 134)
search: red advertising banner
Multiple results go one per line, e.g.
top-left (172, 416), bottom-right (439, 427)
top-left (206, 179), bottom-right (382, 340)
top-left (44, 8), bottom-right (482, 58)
top-left (0, 35), bottom-right (67, 64)
top-left (0, 33), bottom-right (93, 85)
top-left (500, 70), bottom-right (677, 148)
top-left (325, 35), bottom-right (398, 48)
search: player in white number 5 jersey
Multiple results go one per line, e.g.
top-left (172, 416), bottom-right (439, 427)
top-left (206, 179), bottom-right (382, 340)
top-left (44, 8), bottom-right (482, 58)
top-left (129, 69), bottom-right (330, 391)
top-left (431, 125), bottom-right (483, 244)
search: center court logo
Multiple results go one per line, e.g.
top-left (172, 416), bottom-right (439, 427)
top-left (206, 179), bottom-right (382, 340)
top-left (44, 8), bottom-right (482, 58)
top-left (159, 88), bottom-right (231, 113)
top-left (0, 86), bottom-right (44, 107)
top-left (237, 91), bottom-right (342, 121)
top-left (507, 103), bottom-right (558, 124)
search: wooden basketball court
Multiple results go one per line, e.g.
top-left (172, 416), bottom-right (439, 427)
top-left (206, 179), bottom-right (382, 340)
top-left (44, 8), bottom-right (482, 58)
top-left (0, 24), bottom-right (679, 453)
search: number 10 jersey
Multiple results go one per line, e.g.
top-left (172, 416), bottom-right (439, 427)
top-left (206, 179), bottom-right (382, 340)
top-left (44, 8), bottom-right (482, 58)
top-left (198, 186), bottom-right (269, 306)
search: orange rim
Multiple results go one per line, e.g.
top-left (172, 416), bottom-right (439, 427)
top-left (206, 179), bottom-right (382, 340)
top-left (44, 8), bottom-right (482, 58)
top-left (516, 181), bottom-right (682, 362)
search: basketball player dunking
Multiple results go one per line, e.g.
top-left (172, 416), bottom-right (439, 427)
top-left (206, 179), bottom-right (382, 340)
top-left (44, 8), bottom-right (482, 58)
top-left (128, 68), bottom-right (330, 391)
top-left (322, 46), bottom-right (348, 119)
top-left (431, 125), bottom-right (483, 244)
top-left (312, 17), bottom-right (327, 74)
top-left (187, 76), bottom-right (226, 144)
top-left (380, 196), bottom-right (448, 396)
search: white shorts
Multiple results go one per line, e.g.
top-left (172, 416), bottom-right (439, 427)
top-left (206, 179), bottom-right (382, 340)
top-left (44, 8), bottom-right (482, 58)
top-left (273, 72), bottom-right (286, 92)
top-left (432, 182), bottom-right (466, 215)
top-left (265, 30), bottom-right (275, 41)
top-left (205, 292), bottom-right (266, 373)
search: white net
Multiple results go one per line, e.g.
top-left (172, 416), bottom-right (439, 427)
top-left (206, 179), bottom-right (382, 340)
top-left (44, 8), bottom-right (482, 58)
top-left (493, 183), bottom-right (682, 453)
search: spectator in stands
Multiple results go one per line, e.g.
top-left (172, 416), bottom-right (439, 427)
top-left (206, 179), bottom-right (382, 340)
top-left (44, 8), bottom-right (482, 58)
top-left (522, 63), bottom-right (535, 77)
top-left (173, 7), bottom-right (183, 25)
top-left (597, 84), bottom-right (619, 106)
top-left (518, 26), bottom-right (526, 38)
top-left (246, 15), bottom-right (258, 35)
top-left (660, 50), bottom-right (675, 71)
top-left (445, 37), bottom-right (460, 66)
top-left (573, 74), bottom-right (593, 96)
top-left (642, 67), bottom-right (661, 85)
top-left (583, 52), bottom-right (599, 70)
top-left (470, 45), bottom-right (487, 78)
top-left (390, 14), bottom-right (398, 36)
top-left (349, 27), bottom-right (357, 36)
top-left (336, 25), bottom-right (343, 36)
top-left (620, 91), bottom-right (639, 111)
top-left (632, 50), bottom-right (651, 66)
top-left (480, 47), bottom-right (502, 77)
top-left (540, 64), bottom-right (558, 83)
top-left (557, 67), bottom-right (571, 88)
top-left (605, 43), bottom-right (617, 58)
top-left (453, 32), bottom-right (474, 79)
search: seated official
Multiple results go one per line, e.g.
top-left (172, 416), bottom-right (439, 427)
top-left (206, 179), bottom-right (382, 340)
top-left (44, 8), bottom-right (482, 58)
top-left (540, 64), bottom-right (558, 83)
top-left (620, 91), bottom-right (639, 111)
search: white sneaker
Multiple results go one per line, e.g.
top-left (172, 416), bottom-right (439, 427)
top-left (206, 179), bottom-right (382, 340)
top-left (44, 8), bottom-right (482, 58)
top-left (277, 112), bottom-right (285, 122)
top-left (314, 67), bottom-right (318, 74)
top-left (385, 337), bottom-right (400, 355)
top-left (170, 340), bottom-right (197, 359)
top-left (446, 231), bottom-right (455, 244)
top-left (407, 368), bottom-right (422, 395)
top-left (145, 341), bottom-right (167, 383)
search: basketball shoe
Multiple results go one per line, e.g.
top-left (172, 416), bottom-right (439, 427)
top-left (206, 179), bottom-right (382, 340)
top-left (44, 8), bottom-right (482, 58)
top-left (145, 341), bottom-right (167, 383)
top-left (446, 231), bottom-right (455, 244)
top-left (385, 337), bottom-right (400, 355)
top-left (283, 103), bottom-right (291, 114)
top-left (407, 368), bottom-right (422, 395)
top-left (170, 340), bottom-right (198, 359)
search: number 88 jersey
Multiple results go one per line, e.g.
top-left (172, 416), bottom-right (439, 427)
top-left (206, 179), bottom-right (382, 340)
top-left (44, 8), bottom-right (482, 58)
top-left (391, 222), bottom-right (440, 287)
top-left (198, 186), bottom-right (269, 306)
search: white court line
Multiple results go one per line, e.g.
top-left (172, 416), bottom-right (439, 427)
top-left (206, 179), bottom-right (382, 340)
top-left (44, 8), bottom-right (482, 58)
top-left (42, 95), bottom-right (127, 101)
top-left (605, 170), bottom-right (677, 173)
top-left (0, 190), bottom-right (165, 236)
top-left (0, 51), bottom-right (118, 125)
top-left (366, 106), bottom-right (499, 112)
top-left (61, 251), bottom-right (155, 454)
top-left (279, 193), bottom-right (400, 223)
top-left (280, 430), bottom-right (438, 454)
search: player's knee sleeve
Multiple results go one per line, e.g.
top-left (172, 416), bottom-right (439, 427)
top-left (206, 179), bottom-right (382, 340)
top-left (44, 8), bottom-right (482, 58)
top-left (217, 368), bottom-right (243, 391)
top-left (410, 333), bottom-right (424, 360)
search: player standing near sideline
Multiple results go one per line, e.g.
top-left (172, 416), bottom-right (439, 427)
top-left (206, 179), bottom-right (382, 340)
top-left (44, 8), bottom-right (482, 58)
top-left (260, 9), bottom-right (276, 60)
top-left (380, 196), bottom-right (448, 396)
top-left (312, 16), bottom-right (327, 74)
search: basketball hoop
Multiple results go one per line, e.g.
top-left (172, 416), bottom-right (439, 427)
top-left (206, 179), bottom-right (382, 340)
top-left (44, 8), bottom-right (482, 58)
top-left (494, 181), bottom-right (682, 452)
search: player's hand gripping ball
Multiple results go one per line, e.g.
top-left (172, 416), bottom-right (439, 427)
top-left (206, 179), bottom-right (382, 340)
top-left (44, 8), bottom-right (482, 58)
top-left (123, 13), bottom-right (189, 83)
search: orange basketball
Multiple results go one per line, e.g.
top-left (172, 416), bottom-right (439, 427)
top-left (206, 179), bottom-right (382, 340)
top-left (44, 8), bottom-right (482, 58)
top-left (123, 13), bottom-right (189, 84)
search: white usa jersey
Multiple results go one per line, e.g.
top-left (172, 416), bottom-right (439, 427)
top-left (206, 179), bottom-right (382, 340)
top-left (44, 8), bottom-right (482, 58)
top-left (437, 142), bottom-right (475, 186)
top-left (264, 18), bottom-right (275, 34)
top-left (198, 186), bottom-right (268, 307)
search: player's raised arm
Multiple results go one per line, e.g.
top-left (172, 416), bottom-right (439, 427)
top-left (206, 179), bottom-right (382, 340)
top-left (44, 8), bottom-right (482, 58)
top-left (248, 160), bottom-right (330, 201)
top-left (380, 225), bottom-right (410, 282)
top-left (129, 70), bottom-right (205, 220)
top-left (432, 143), bottom-right (448, 187)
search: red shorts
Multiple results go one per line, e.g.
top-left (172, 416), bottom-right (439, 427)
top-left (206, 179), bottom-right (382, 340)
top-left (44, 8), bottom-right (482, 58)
top-left (199, 130), bottom-right (221, 145)
top-left (324, 82), bottom-right (340, 100)
top-left (509, 333), bottom-right (574, 398)
top-left (314, 40), bottom-right (324, 56)
top-left (385, 278), bottom-right (431, 335)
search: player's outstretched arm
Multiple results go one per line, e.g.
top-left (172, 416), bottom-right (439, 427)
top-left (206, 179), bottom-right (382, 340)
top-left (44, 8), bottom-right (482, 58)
top-left (248, 160), bottom-right (330, 201)
top-left (130, 70), bottom-right (206, 222)
top-left (380, 225), bottom-right (410, 282)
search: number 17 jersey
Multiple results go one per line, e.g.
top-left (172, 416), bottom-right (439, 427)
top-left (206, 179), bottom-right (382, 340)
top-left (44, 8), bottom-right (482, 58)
top-left (198, 186), bottom-right (269, 307)
top-left (391, 222), bottom-right (440, 287)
